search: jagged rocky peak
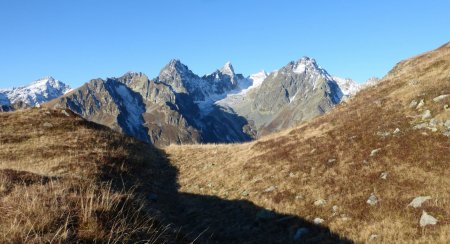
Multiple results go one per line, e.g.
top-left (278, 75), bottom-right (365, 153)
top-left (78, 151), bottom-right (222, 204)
top-left (287, 57), bottom-right (330, 78)
top-left (204, 61), bottom-right (238, 84)
top-left (160, 59), bottom-right (193, 78)
top-left (156, 59), bottom-right (202, 95)
top-left (297, 56), bottom-right (317, 65)
top-left (117, 71), bottom-right (148, 85)
top-left (220, 61), bottom-right (235, 76)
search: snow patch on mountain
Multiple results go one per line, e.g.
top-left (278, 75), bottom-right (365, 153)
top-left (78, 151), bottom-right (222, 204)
top-left (246, 70), bottom-right (268, 91)
top-left (332, 76), bottom-right (361, 96)
top-left (293, 63), bottom-right (306, 74)
top-left (213, 70), bottom-right (270, 108)
top-left (116, 85), bottom-right (143, 131)
top-left (110, 82), bottom-right (149, 142)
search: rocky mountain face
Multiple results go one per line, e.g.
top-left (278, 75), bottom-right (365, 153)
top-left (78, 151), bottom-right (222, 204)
top-left (217, 57), bottom-right (356, 136)
top-left (46, 58), bottom-right (359, 146)
top-left (0, 77), bottom-right (71, 111)
top-left (47, 61), bottom-right (252, 146)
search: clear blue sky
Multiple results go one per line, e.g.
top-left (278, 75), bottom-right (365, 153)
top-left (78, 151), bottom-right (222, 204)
top-left (1, 0), bottom-right (449, 88)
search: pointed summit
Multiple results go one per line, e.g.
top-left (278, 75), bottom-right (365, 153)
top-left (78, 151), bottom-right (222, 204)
top-left (159, 59), bottom-right (193, 78)
top-left (219, 62), bottom-right (235, 77)
top-left (291, 57), bottom-right (320, 74)
top-left (29, 76), bottom-right (71, 93)
top-left (157, 59), bottom-right (201, 95)
top-left (166, 59), bottom-right (188, 71)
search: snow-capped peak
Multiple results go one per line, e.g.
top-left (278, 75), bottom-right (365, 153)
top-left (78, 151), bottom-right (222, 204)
top-left (31, 76), bottom-right (56, 85)
top-left (0, 77), bottom-right (71, 107)
top-left (292, 57), bottom-right (318, 74)
top-left (29, 77), bottom-right (70, 92)
top-left (285, 56), bottom-right (333, 83)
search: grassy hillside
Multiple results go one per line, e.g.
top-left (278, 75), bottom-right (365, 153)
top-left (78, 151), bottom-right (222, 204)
top-left (0, 108), bottom-right (178, 243)
top-left (166, 43), bottom-right (450, 243)
top-left (0, 110), bottom-right (351, 243)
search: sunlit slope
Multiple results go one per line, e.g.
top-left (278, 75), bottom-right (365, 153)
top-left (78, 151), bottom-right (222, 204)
top-left (166, 42), bottom-right (450, 243)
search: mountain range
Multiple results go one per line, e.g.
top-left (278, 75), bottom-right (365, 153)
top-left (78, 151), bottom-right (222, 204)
top-left (1, 57), bottom-right (363, 146)
top-left (0, 77), bottom-right (71, 111)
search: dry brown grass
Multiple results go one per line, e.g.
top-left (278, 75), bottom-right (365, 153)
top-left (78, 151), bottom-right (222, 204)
top-left (166, 43), bottom-right (450, 243)
top-left (0, 109), bottom-right (175, 243)
top-left (1, 43), bottom-right (449, 243)
top-left (0, 105), bottom-right (350, 243)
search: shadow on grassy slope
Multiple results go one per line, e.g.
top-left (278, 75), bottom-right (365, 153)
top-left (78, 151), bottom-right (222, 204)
top-left (108, 143), bottom-right (353, 243)
top-left (0, 108), bottom-right (352, 243)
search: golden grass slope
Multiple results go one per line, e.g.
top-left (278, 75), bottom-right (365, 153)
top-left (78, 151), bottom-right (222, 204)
top-left (0, 108), bottom-right (176, 243)
top-left (1, 108), bottom-right (350, 243)
top-left (166, 42), bottom-right (450, 243)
